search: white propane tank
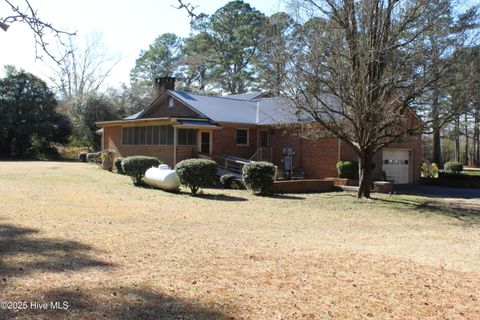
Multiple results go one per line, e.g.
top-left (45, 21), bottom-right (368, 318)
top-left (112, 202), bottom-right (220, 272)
top-left (143, 165), bottom-right (180, 191)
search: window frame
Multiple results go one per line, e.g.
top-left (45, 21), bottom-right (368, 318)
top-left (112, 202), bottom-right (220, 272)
top-left (121, 125), bottom-right (175, 146)
top-left (236, 128), bottom-right (249, 146)
top-left (168, 97), bottom-right (174, 108)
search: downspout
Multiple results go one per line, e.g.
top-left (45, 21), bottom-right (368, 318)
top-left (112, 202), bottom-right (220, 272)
top-left (173, 126), bottom-right (177, 166)
top-left (338, 139), bottom-right (341, 162)
top-left (300, 123), bottom-right (303, 176)
top-left (256, 101), bottom-right (260, 124)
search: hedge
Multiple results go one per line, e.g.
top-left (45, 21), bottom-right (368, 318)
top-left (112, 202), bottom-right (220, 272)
top-left (242, 161), bottom-right (276, 195)
top-left (220, 174), bottom-right (237, 189)
top-left (175, 159), bottom-right (217, 195)
top-left (114, 157), bottom-right (124, 174)
top-left (122, 156), bottom-right (161, 185)
top-left (336, 161), bottom-right (359, 179)
top-left (78, 152), bottom-right (87, 162)
top-left (86, 152), bottom-right (101, 164)
top-left (444, 162), bottom-right (463, 174)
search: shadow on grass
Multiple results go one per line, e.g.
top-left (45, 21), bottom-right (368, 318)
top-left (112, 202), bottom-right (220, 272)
top-left (2, 287), bottom-right (231, 320)
top-left (191, 192), bottom-right (248, 202)
top-left (266, 193), bottom-right (305, 200)
top-left (0, 223), bottom-right (113, 277)
top-left (132, 182), bottom-right (249, 202)
top-left (372, 197), bottom-right (480, 225)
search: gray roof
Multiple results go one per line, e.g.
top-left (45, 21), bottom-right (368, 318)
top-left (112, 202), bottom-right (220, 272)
top-left (225, 92), bottom-right (266, 100)
top-left (124, 110), bottom-right (144, 120)
top-left (177, 120), bottom-right (222, 128)
top-left (169, 91), bottom-right (306, 125)
top-left (126, 90), bottom-right (314, 125)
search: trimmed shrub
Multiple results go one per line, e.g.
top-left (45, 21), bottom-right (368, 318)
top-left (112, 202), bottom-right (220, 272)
top-left (101, 149), bottom-right (115, 171)
top-left (336, 161), bottom-right (359, 179)
top-left (175, 159), bottom-right (217, 195)
top-left (220, 174), bottom-right (237, 189)
top-left (444, 161), bottom-right (463, 174)
top-left (114, 157), bottom-right (124, 174)
top-left (242, 161), bottom-right (276, 195)
top-left (79, 152), bottom-right (87, 162)
top-left (122, 156), bottom-right (161, 185)
top-left (86, 152), bottom-right (101, 164)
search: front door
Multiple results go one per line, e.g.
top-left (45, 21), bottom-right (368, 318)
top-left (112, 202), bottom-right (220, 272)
top-left (201, 132), bottom-right (210, 154)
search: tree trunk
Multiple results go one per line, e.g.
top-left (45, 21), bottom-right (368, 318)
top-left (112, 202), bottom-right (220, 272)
top-left (357, 150), bottom-right (373, 199)
top-left (454, 115), bottom-right (460, 163)
top-left (473, 108), bottom-right (480, 167)
top-left (431, 92), bottom-right (442, 166)
top-left (465, 114), bottom-right (470, 165)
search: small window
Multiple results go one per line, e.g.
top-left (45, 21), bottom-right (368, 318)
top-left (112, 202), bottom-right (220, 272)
top-left (168, 97), bottom-right (174, 108)
top-left (384, 159), bottom-right (389, 164)
top-left (236, 129), bottom-right (249, 146)
top-left (404, 159), bottom-right (409, 165)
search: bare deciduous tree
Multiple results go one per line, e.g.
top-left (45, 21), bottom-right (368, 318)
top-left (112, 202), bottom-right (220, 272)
top-left (0, 0), bottom-right (74, 63)
top-left (283, 0), bottom-right (436, 198)
top-left (174, 0), bottom-right (198, 19)
top-left (49, 34), bottom-right (120, 102)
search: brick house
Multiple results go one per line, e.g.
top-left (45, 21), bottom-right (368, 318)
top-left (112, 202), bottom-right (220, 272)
top-left (96, 77), bottom-right (422, 184)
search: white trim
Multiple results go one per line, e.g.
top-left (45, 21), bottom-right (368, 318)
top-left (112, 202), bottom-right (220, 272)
top-left (198, 130), bottom-right (212, 154)
top-left (236, 128), bottom-right (249, 146)
top-left (174, 127), bottom-right (177, 165)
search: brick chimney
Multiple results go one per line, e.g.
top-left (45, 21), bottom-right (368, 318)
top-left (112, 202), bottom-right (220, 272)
top-left (154, 76), bottom-right (175, 96)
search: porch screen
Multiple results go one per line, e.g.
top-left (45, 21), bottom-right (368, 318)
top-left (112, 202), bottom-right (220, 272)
top-left (177, 129), bottom-right (197, 145)
top-left (122, 125), bottom-right (174, 145)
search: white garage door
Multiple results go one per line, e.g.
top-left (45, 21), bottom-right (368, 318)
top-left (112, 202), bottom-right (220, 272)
top-left (383, 149), bottom-right (411, 184)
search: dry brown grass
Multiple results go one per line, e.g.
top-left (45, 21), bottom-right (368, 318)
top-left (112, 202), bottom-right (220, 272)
top-left (0, 161), bottom-right (479, 319)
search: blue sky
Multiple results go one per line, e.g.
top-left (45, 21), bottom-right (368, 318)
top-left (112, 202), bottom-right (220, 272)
top-left (0, 0), bottom-right (478, 89)
top-left (0, 0), bottom-right (284, 88)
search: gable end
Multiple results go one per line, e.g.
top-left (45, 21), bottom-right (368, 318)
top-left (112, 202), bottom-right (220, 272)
top-left (141, 93), bottom-right (203, 119)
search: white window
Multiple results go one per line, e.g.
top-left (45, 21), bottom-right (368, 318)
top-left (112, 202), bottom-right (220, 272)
top-left (168, 97), bottom-right (174, 108)
top-left (236, 129), bottom-right (249, 146)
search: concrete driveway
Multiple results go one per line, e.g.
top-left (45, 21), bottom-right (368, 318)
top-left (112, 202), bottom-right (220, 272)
top-left (395, 184), bottom-right (480, 200)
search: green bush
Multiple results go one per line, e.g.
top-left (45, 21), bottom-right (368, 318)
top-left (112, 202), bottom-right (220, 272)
top-left (336, 161), bottom-right (359, 179)
top-left (86, 152), bottom-right (101, 164)
top-left (101, 149), bottom-right (115, 171)
top-left (79, 152), bottom-right (87, 162)
top-left (444, 161), bottom-right (463, 174)
top-left (220, 174), bottom-right (237, 189)
top-left (242, 161), bottom-right (276, 195)
top-left (175, 159), bottom-right (217, 195)
top-left (114, 157), bottom-right (124, 174)
top-left (122, 156), bottom-right (161, 185)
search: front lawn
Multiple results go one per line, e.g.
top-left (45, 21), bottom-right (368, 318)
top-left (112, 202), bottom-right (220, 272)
top-left (0, 162), bottom-right (479, 319)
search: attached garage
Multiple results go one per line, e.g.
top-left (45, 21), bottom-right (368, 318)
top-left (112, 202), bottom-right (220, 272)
top-left (382, 149), bottom-right (412, 184)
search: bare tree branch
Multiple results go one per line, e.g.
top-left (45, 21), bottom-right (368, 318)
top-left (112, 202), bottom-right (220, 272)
top-left (1, 0), bottom-right (75, 64)
top-left (173, 0), bottom-right (198, 19)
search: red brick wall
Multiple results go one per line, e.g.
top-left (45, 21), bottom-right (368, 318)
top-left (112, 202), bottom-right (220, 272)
top-left (212, 125), bottom-right (258, 159)
top-left (142, 95), bottom-right (200, 118)
top-left (339, 135), bottom-right (422, 183)
top-left (271, 179), bottom-right (334, 194)
top-left (103, 125), bottom-right (194, 167)
top-left (267, 127), bottom-right (339, 179)
top-left (102, 121), bottom-right (421, 183)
